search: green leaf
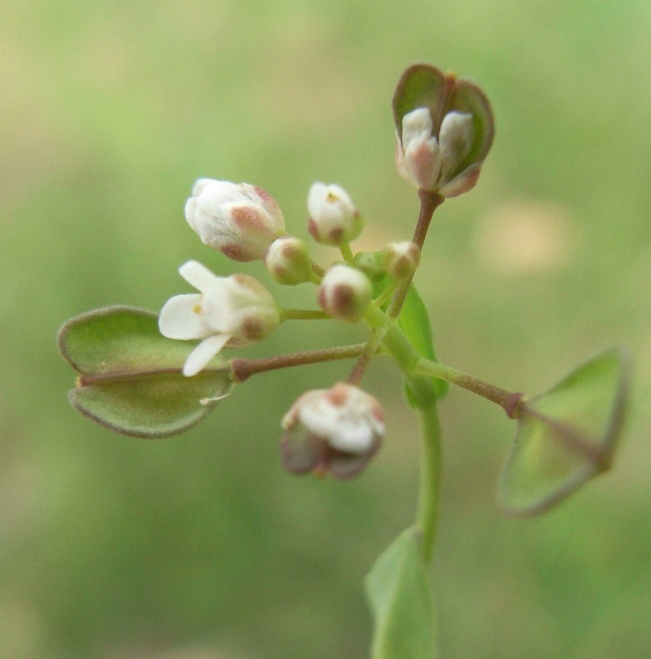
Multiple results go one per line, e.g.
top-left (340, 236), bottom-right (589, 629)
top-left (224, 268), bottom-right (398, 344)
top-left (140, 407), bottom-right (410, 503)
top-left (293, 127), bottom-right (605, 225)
top-left (498, 347), bottom-right (630, 517)
top-left (398, 285), bottom-right (448, 402)
top-left (58, 306), bottom-right (232, 438)
top-left (366, 527), bottom-right (436, 659)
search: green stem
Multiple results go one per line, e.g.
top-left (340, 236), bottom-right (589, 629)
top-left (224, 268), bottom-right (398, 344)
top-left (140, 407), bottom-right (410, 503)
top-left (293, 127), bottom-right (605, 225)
top-left (413, 358), bottom-right (524, 418)
top-left (310, 260), bottom-right (326, 279)
top-left (413, 388), bottom-right (441, 563)
top-left (372, 281), bottom-right (399, 310)
top-left (340, 242), bottom-right (355, 263)
top-left (374, 315), bottom-right (442, 563)
top-left (282, 309), bottom-right (331, 321)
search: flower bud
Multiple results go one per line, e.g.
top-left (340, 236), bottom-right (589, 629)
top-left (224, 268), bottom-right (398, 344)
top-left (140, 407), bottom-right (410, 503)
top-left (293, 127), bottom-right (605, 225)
top-left (185, 179), bottom-right (285, 262)
top-left (264, 235), bottom-right (313, 285)
top-left (383, 241), bottom-right (421, 281)
top-left (317, 264), bottom-right (372, 323)
top-left (397, 108), bottom-right (477, 196)
top-left (396, 108), bottom-right (442, 191)
top-left (307, 182), bottom-right (363, 246)
top-left (159, 260), bottom-right (281, 376)
top-left (281, 382), bottom-right (385, 479)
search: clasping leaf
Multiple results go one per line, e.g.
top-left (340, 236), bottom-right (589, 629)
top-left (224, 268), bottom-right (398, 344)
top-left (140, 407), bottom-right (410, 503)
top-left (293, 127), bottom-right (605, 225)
top-left (365, 527), bottom-right (436, 659)
top-left (498, 347), bottom-right (630, 517)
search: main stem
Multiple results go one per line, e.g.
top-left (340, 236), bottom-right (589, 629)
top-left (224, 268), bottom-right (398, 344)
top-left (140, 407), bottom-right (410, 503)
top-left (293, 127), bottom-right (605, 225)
top-left (382, 322), bottom-right (442, 562)
top-left (416, 398), bottom-right (441, 563)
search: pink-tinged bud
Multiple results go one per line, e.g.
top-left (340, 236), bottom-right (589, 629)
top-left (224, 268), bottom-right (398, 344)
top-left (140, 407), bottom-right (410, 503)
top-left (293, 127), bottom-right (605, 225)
top-left (317, 264), bottom-right (372, 323)
top-left (159, 260), bottom-right (281, 376)
top-left (281, 382), bottom-right (385, 479)
top-left (396, 108), bottom-right (442, 191)
top-left (396, 108), bottom-right (475, 195)
top-left (264, 235), bottom-right (313, 285)
top-left (307, 183), bottom-right (363, 246)
top-left (383, 241), bottom-right (421, 281)
top-left (184, 179), bottom-right (285, 261)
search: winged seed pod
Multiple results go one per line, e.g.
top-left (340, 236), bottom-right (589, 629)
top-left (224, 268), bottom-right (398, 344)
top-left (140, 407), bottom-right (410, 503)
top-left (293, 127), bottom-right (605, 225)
top-left (393, 63), bottom-right (494, 197)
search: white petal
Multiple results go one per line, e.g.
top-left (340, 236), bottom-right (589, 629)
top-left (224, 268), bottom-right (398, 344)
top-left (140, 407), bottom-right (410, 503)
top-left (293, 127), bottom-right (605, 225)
top-left (159, 294), bottom-right (212, 340)
top-left (307, 182), bottom-right (328, 218)
top-left (183, 334), bottom-right (231, 376)
top-left (184, 197), bottom-right (198, 232)
top-left (329, 420), bottom-right (374, 454)
top-left (179, 260), bottom-right (222, 292)
top-left (402, 108), bottom-right (433, 146)
top-left (439, 112), bottom-right (474, 181)
top-left (196, 180), bottom-right (243, 213)
top-left (299, 399), bottom-right (339, 437)
top-left (192, 178), bottom-right (213, 196)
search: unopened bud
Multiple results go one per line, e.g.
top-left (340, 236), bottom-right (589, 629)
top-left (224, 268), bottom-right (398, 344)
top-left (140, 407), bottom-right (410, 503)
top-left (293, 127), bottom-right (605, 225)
top-left (396, 108), bottom-right (441, 191)
top-left (317, 264), bottom-right (372, 323)
top-left (264, 236), bottom-right (313, 285)
top-left (307, 183), bottom-right (363, 246)
top-left (383, 241), bottom-right (421, 281)
top-left (185, 179), bottom-right (285, 261)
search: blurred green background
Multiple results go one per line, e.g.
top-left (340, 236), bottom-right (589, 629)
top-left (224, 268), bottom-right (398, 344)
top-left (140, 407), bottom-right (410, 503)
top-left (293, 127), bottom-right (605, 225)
top-left (2, 1), bottom-right (650, 657)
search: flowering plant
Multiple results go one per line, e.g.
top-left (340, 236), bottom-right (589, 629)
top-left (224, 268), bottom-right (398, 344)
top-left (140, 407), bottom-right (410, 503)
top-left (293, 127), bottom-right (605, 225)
top-left (57, 63), bottom-right (629, 657)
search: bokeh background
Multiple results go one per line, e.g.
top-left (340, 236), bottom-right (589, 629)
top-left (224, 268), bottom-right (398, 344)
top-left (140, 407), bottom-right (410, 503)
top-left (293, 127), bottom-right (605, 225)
top-left (2, 1), bottom-right (650, 657)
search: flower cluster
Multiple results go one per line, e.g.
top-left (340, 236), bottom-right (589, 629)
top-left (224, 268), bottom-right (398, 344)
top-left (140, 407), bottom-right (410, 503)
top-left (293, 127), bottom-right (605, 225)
top-left (156, 62), bottom-right (494, 478)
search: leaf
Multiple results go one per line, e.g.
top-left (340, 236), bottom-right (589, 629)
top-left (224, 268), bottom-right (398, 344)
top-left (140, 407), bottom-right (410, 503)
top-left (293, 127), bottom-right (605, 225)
top-left (58, 306), bottom-right (232, 438)
top-left (498, 347), bottom-right (630, 517)
top-left (398, 285), bottom-right (448, 402)
top-left (365, 527), bottom-right (437, 659)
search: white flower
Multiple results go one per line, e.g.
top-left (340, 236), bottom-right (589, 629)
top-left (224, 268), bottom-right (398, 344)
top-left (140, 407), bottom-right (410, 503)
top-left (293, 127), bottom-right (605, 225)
top-left (307, 182), bottom-right (363, 246)
top-left (396, 108), bottom-right (475, 196)
top-left (281, 383), bottom-right (385, 478)
top-left (159, 260), bottom-right (281, 376)
top-left (185, 179), bottom-right (285, 261)
top-left (317, 263), bottom-right (372, 323)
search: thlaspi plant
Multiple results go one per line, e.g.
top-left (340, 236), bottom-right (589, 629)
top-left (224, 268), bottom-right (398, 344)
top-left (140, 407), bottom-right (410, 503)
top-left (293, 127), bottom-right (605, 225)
top-left (57, 63), bottom-right (630, 657)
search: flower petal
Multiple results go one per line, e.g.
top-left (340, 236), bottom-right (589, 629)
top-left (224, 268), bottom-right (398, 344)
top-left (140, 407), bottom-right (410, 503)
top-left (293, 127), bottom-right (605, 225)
top-left (195, 179), bottom-right (242, 213)
top-left (183, 334), bottom-right (231, 376)
top-left (179, 260), bottom-right (222, 292)
top-left (329, 419), bottom-right (375, 453)
top-left (401, 107), bottom-right (433, 146)
top-left (438, 111), bottom-right (474, 182)
top-left (159, 294), bottom-right (211, 340)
